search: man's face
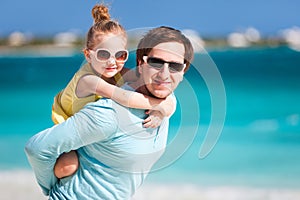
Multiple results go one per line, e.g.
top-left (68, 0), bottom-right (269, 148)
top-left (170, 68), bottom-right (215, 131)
top-left (138, 42), bottom-right (186, 98)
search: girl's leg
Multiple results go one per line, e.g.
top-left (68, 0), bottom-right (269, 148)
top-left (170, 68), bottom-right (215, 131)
top-left (54, 150), bottom-right (79, 178)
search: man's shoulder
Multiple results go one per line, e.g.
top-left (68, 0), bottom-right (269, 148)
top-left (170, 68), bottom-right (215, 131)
top-left (91, 97), bottom-right (113, 107)
top-left (84, 98), bottom-right (128, 114)
top-left (76, 99), bottom-right (119, 131)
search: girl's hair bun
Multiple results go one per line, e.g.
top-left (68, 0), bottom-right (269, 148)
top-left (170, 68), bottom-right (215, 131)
top-left (92, 4), bottom-right (110, 23)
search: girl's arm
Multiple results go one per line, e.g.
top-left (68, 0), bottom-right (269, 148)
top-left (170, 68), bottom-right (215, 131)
top-left (143, 110), bottom-right (164, 128)
top-left (77, 75), bottom-right (175, 117)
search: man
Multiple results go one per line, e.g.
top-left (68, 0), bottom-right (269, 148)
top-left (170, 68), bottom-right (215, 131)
top-left (25, 26), bottom-right (194, 199)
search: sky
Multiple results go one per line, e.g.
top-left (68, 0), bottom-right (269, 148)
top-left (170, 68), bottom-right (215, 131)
top-left (1, 0), bottom-right (300, 37)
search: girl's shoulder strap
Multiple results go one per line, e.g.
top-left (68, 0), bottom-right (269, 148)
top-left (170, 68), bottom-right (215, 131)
top-left (114, 72), bottom-right (124, 86)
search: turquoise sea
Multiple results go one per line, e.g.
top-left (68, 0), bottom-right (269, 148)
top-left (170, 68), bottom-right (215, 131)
top-left (0, 45), bottom-right (300, 189)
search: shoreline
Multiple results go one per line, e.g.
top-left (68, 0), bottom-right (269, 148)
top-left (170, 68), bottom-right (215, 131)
top-left (1, 170), bottom-right (300, 200)
top-left (0, 40), bottom-right (291, 56)
top-left (0, 45), bottom-right (83, 57)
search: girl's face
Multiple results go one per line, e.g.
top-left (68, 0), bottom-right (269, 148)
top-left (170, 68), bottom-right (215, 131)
top-left (86, 33), bottom-right (127, 78)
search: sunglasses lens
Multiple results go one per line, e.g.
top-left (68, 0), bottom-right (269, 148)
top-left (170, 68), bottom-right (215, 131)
top-left (169, 63), bottom-right (185, 72)
top-left (97, 50), bottom-right (110, 61)
top-left (147, 57), bottom-right (184, 72)
top-left (115, 50), bottom-right (128, 62)
top-left (147, 57), bottom-right (164, 69)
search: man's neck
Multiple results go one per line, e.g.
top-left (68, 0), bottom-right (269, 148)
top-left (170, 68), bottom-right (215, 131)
top-left (129, 79), bottom-right (153, 97)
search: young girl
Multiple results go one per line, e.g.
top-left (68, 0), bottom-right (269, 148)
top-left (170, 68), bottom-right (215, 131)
top-left (52, 4), bottom-right (175, 179)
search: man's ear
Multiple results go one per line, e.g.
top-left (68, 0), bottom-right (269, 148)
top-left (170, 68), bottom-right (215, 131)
top-left (137, 60), bottom-right (143, 75)
top-left (84, 49), bottom-right (92, 63)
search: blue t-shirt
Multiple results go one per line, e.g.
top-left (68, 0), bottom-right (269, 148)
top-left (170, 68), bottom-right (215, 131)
top-left (25, 85), bottom-right (174, 199)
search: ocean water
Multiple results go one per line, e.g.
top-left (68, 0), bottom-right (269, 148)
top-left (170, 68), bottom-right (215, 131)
top-left (0, 45), bottom-right (300, 189)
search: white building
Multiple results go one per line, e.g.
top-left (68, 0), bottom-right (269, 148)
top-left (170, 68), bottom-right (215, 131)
top-left (281, 26), bottom-right (300, 51)
top-left (227, 27), bottom-right (261, 48)
top-left (8, 31), bottom-right (27, 46)
top-left (182, 29), bottom-right (205, 53)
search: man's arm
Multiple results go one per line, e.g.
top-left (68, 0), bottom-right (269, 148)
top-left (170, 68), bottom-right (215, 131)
top-left (25, 101), bottom-right (117, 195)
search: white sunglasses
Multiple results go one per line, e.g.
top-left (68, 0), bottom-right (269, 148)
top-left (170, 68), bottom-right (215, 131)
top-left (90, 49), bottom-right (129, 62)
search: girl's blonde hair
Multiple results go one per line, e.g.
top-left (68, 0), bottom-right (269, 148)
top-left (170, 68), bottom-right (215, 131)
top-left (84, 4), bottom-right (126, 51)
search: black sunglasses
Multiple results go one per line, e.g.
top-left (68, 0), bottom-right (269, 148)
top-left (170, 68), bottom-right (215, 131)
top-left (143, 56), bottom-right (186, 73)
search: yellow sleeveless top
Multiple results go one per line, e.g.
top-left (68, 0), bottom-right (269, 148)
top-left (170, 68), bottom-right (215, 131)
top-left (52, 63), bottom-right (124, 124)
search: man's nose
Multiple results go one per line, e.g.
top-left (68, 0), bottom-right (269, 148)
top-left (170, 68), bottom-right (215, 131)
top-left (158, 63), bottom-right (170, 79)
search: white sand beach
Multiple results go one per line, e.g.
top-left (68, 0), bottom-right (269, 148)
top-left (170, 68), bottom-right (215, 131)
top-left (0, 170), bottom-right (47, 200)
top-left (1, 170), bottom-right (300, 200)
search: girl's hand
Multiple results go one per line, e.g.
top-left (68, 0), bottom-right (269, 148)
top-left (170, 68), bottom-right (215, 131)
top-left (152, 95), bottom-right (175, 117)
top-left (143, 110), bottom-right (164, 128)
